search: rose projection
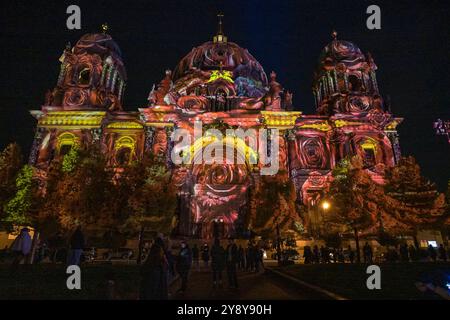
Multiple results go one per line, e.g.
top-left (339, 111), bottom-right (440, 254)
top-left (191, 163), bottom-right (250, 239)
top-left (29, 22), bottom-right (403, 239)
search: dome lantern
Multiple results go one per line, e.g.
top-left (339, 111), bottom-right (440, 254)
top-left (213, 13), bottom-right (227, 43)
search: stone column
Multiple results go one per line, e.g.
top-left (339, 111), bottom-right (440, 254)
top-left (333, 70), bottom-right (339, 93)
top-left (111, 69), bottom-right (118, 93)
top-left (165, 126), bottom-right (175, 167)
top-left (371, 71), bottom-right (379, 93)
top-left (28, 128), bottom-right (45, 165)
top-left (286, 129), bottom-right (296, 178)
top-left (57, 63), bottom-right (66, 86)
top-left (144, 126), bottom-right (155, 153)
top-left (386, 130), bottom-right (401, 164)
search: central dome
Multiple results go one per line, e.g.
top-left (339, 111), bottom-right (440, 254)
top-left (172, 40), bottom-right (268, 87)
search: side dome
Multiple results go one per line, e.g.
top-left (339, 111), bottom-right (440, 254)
top-left (73, 33), bottom-right (126, 80)
top-left (44, 28), bottom-right (127, 111)
top-left (312, 32), bottom-right (382, 116)
top-left (318, 40), bottom-right (366, 71)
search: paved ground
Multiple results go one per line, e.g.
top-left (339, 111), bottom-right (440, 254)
top-left (169, 265), bottom-right (329, 300)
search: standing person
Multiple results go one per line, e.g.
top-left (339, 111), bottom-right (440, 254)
top-left (438, 244), bottom-right (447, 262)
top-left (67, 226), bottom-right (85, 266)
top-left (201, 243), bottom-right (210, 268)
top-left (348, 245), bottom-right (355, 264)
top-left (338, 248), bottom-right (345, 263)
top-left (330, 248), bottom-right (336, 263)
top-left (192, 244), bottom-right (200, 270)
top-left (313, 245), bottom-right (320, 264)
top-left (236, 245), bottom-right (242, 270)
top-left (237, 245), bottom-right (245, 270)
top-left (428, 244), bottom-right (437, 262)
top-left (254, 245), bottom-right (264, 272)
top-left (400, 244), bottom-right (409, 262)
top-left (363, 242), bottom-right (373, 264)
top-left (157, 237), bottom-right (172, 293)
top-left (258, 247), bottom-right (265, 270)
top-left (246, 243), bottom-right (253, 271)
top-left (226, 238), bottom-right (239, 288)
top-left (140, 238), bottom-right (169, 300)
top-left (254, 244), bottom-right (261, 272)
top-left (249, 242), bottom-right (257, 271)
top-left (210, 238), bottom-right (226, 288)
top-left (176, 241), bottom-right (192, 294)
top-left (303, 246), bottom-right (312, 264)
top-left (408, 244), bottom-right (417, 261)
top-left (10, 227), bottom-right (32, 269)
top-left (320, 246), bottom-right (328, 263)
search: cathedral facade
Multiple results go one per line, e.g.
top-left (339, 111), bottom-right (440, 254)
top-left (29, 23), bottom-right (402, 239)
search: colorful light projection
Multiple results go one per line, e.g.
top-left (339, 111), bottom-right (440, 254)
top-left (207, 70), bottom-right (234, 83)
top-left (29, 20), bottom-right (404, 239)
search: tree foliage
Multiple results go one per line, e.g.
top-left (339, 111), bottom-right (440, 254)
top-left (327, 157), bottom-right (378, 234)
top-left (327, 156), bottom-right (448, 238)
top-left (3, 165), bottom-right (34, 226)
top-left (383, 156), bottom-right (447, 230)
top-left (126, 157), bottom-right (178, 235)
top-left (250, 171), bottom-right (300, 238)
top-left (61, 145), bottom-right (79, 173)
top-left (39, 146), bottom-right (114, 231)
top-left (0, 143), bottom-right (23, 221)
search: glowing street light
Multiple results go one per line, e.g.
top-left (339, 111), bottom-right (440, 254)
top-left (321, 200), bottom-right (331, 210)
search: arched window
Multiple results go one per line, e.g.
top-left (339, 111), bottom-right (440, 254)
top-left (114, 136), bottom-right (136, 165)
top-left (360, 139), bottom-right (377, 167)
top-left (116, 147), bottom-right (132, 165)
top-left (348, 74), bottom-right (362, 92)
top-left (78, 66), bottom-right (91, 85)
top-left (59, 144), bottom-right (73, 156)
top-left (57, 132), bottom-right (78, 156)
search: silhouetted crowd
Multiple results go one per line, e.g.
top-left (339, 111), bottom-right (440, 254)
top-left (303, 242), bottom-right (449, 264)
top-left (139, 237), bottom-right (265, 300)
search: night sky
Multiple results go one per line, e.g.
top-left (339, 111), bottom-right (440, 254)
top-left (0, 0), bottom-right (449, 190)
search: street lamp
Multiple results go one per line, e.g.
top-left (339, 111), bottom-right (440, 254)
top-left (321, 200), bottom-right (331, 210)
top-left (317, 200), bottom-right (331, 237)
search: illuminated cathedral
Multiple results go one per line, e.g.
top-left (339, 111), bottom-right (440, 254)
top-left (29, 20), bottom-right (402, 239)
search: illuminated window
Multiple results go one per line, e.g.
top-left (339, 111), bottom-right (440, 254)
top-left (57, 132), bottom-right (78, 155)
top-left (114, 136), bottom-right (136, 165)
top-left (361, 139), bottom-right (377, 167)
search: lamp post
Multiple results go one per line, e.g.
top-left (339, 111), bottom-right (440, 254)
top-left (318, 200), bottom-right (331, 237)
top-left (276, 222), bottom-right (282, 265)
top-left (321, 200), bottom-right (330, 211)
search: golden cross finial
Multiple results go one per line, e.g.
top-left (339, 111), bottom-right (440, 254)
top-left (101, 23), bottom-right (109, 34)
top-left (217, 13), bottom-right (224, 35)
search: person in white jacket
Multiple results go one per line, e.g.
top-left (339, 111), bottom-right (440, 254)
top-left (10, 227), bottom-right (32, 268)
